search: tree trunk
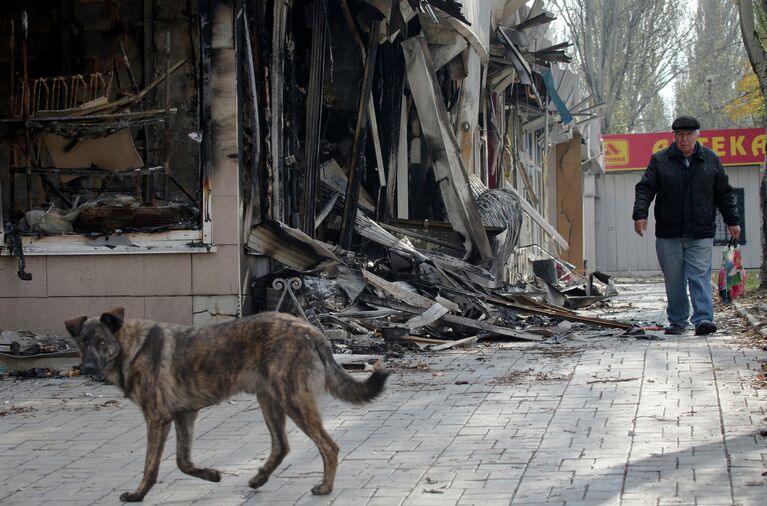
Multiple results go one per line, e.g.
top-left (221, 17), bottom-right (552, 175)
top-left (738, 0), bottom-right (767, 289)
top-left (761, 174), bottom-right (767, 290)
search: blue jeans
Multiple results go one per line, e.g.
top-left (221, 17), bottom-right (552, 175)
top-left (655, 237), bottom-right (714, 327)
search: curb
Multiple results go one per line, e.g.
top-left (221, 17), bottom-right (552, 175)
top-left (733, 300), bottom-right (767, 337)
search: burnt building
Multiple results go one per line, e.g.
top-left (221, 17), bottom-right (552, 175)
top-left (0, 0), bottom-right (603, 334)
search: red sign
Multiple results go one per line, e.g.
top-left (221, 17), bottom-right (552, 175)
top-left (603, 128), bottom-right (766, 171)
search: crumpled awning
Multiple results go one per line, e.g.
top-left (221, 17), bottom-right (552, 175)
top-left (497, 26), bottom-right (543, 108)
top-left (246, 220), bottom-right (339, 271)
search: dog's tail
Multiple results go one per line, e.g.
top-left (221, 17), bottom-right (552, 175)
top-left (320, 344), bottom-right (389, 404)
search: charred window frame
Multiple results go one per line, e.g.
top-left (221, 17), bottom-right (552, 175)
top-left (234, 0), bottom-right (264, 237)
top-left (0, 1), bottom-right (213, 255)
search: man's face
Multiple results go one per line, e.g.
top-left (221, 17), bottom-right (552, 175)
top-left (674, 129), bottom-right (699, 156)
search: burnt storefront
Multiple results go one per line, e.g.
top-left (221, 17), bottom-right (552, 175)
top-left (1, 1), bottom-right (605, 337)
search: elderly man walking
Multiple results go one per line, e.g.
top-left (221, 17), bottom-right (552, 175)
top-left (632, 116), bottom-right (740, 336)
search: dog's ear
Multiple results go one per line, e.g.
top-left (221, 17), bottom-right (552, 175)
top-left (65, 316), bottom-right (87, 337)
top-left (100, 307), bottom-right (125, 333)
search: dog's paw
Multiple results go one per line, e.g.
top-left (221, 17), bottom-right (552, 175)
top-left (311, 482), bottom-right (332, 495)
top-left (199, 468), bottom-right (221, 482)
top-left (119, 491), bottom-right (145, 502)
top-left (249, 472), bottom-right (271, 489)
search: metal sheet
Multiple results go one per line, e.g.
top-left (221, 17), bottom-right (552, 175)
top-left (405, 302), bottom-right (450, 330)
top-left (246, 220), bottom-right (338, 271)
top-left (354, 211), bottom-right (428, 261)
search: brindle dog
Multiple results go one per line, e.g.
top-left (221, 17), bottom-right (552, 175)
top-left (65, 308), bottom-right (389, 502)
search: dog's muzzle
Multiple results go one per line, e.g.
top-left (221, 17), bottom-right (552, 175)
top-left (80, 361), bottom-right (99, 375)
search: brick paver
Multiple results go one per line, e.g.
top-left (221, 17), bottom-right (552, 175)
top-left (1, 279), bottom-right (766, 505)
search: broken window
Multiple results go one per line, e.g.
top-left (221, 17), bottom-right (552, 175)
top-left (0, 1), bottom-right (207, 254)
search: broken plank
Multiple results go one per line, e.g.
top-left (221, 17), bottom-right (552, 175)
top-left (401, 335), bottom-right (449, 345)
top-left (487, 295), bottom-right (632, 330)
top-left (340, 19), bottom-right (381, 249)
top-left (505, 185), bottom-right (567, 250)
top-left (438, 287), bottom-right (632, 330)
top-left (270, 1), bottom-right (290, 221)
top-left (360, 294), bottom-right (542, 341)
top-left (363, 269), bottom-right (436, 309)
top-left (396, 97), bottom-right (409, 219)
top-left (435, 295), bottom-right (461, 313)
top-left (516, 157), bottom-right (539, 206)
top-left (369, 102), bottom-right (386, 187)
top-left (429, 335), bottom-right (479, 351)
top-left (507, 294), bottom-right (584, 317)
top-left (406, 302), bottom-right (450, 330)
top-left (338, 0), bottom-right (385, 187)
top-left (455, 46), bottom-right (482, 176)
top-left (442, 313), bottom-right (542, 341)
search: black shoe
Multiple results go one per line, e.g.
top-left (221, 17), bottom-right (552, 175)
top-left (664, 324), bottom-right (686, 335)
top-left (695, 321), bottom-right (717, 336)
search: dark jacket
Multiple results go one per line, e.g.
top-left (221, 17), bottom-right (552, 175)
top-left (632, 142), bottom-right (739, 238)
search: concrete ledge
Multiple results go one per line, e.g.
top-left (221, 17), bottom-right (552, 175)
top-left (733, 300), bottom-right (767, 337)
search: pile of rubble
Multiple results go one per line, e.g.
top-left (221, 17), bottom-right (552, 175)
top-left (248, 217), bottom-right (632, 358)
top-left (0, 330), bottom-right (80, 377)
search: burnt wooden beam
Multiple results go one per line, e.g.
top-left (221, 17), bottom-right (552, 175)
top-left (497, 296), bottom-right (632, 330)
top-left (300, 0), bottom-right (327, 237)
top-left (269, 0), bottom-right (289, 221)
top-left (338, 0), bottom-right (365, 58)
top-left (240, 4), bottom-right (261, 233)
top-left (440, 287), bottom-right (632, 330)
top-left (381, 40), bottom-right (405, 224)
top-left (339, 0), bottom-right (386, 191)
top-left (339, 19), bottom-right (381, 250)
top-left (358, 294), bottom-right (543, 342)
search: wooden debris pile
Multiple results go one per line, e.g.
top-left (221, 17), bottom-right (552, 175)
top-left (248, 218), bottom-right (632, 355)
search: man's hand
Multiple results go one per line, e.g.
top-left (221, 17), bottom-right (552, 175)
top-left (634, 219), bottom-right (648, 237)
top-left (729, 225), bottom-right (741, 240)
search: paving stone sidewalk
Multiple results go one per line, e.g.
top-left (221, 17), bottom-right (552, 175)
top-left (1, 279), bottom-right (766, 505)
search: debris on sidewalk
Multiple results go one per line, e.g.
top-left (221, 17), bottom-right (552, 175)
top-left (0, 330), bottom-right (80, 375)
top-left (247, 217), bottom-right (632, 358)
top-left (6, 367), bottom-right (80, 379)
top-left (0, 405), bottom-right (37, 417)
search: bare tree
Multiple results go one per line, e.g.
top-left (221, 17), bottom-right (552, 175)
top-left (738, 0), bottom-right (767, 289)
top-left (550, 0), bottom-right (691, 133)
top-left (675, 0), bottom-right (750, 129)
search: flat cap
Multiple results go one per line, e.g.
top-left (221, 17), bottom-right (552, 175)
top-left (671, 115), bottom-right (700, 131)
